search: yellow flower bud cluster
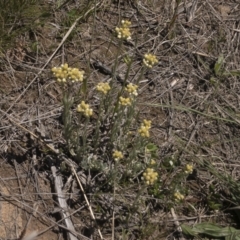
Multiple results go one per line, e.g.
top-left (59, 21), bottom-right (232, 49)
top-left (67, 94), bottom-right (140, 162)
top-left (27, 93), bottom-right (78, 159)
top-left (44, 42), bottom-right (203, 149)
top-left (174, 191), bottom-right (184, 202)
top-left (52, 63), bottom-right (84, 83)
top-left (112, 150), bottom-right (123, 161)
top-left (150, 159), bottom-right (156, 165)
top-left (125, 83), bottom-right (138, 96)
top-left (121, 20), bottom-right (131, 28)
top-left (143, 53), bottom-right (158, 68)
top-left (119, 96), bottom-right (131, 106)
top-left (184, 164), bottom-right (193, 174)
top-left (68, 67), bottom-right (84, 82)
top-left (142, 168), bottom-right (158, 185)
top-left (76, 101), bottom-right (93, 117)
top-left (115, 20), bottom-right (132, 41)
top-left (138, 119), bottom-right (151, 138)
top-left (96, 82), bottom-right (111, 95)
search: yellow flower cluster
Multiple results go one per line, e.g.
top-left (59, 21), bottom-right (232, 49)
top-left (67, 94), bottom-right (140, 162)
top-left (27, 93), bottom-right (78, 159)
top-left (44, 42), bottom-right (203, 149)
top-left (121, 20), bottom-right (131, 28)
top-left (68, 68), bottom-right (85, 82)
top-left (150, 159), bottom-right (156, 165)
top-left (184, 164), bottom-right (193, 174)
top-left (174, 191), bottom-right (184, 202)
top-left (138, 119), bottom-right (151, 137)
top-left (52, 63), bottom-right (84, 83)
top-left (125, 83), bottom-right (138, 96)
top-left (119, 96), bottom-right (131, 106)
top-left (142, 168), bottom-right (158, 185)
top-left (115, 20), bottom-right (132, 41)
top-left (96, 82), bottom-right (111, 95)
top-left (76, 101), bottom-right (93, 117)
top-left (143, 53), bottom-right (158, 68)
top-left (112, 150), bottom-right (123, 161)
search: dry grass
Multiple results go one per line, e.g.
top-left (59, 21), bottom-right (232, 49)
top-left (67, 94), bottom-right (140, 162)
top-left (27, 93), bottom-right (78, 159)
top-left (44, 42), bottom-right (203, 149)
top-left (0, 0), bottom-right (240, 239)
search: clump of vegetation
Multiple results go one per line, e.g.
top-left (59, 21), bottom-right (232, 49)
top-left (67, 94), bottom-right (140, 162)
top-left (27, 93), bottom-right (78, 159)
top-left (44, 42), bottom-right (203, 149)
top-left (51, 19), bottom-right (195, 216)
top-left (51, 25), bottom-right (159, 187)
top-left (1, 1), bottom-right (240, 239)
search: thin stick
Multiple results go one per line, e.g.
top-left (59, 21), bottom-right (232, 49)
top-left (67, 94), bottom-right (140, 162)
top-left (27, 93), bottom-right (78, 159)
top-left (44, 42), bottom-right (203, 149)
top-left (71, 167), bottom-right (104, 240)
top-left (170, 208), bottom-right (184, 240)
top-left (112, 182), bottom-right (115, 240)
top-left (51, 166), bottom-right (78, 240)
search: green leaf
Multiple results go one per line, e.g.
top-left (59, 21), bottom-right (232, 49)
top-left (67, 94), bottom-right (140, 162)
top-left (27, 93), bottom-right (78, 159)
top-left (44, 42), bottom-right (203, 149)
top-left (223, 70), bottom-right (240, 77)
top-left (226, 231), bottom-right (240, 240)
top-left (146, 143), bottom-right (158, 152)
top-left (182, 222), bottom-right (240, 239)
top-left (214, 54), bottom-right (224, 76)
top-left (181, 224), bottom-right (198, 237)
top-left (210, 76), bottom-right (218, 85)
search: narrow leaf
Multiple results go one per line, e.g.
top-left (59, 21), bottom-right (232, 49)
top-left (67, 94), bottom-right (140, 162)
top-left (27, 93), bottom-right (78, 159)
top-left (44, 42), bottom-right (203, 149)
top-left (214, 54), bottom-right (224, 76)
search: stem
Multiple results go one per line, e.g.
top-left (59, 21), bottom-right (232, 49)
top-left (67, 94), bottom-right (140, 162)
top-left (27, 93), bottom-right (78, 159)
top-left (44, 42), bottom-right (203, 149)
top-left (82, 117), bottom-right (89, 157)
top-left (136, 66), bottom-right (146, 85)
top-left (112, 39), bottom-right (123, 80)
top-left (93, 96), bottom-right (104, 151)
top-left (62, 89), bottom-right (74, 150)
top-left (110, 106), bottom-right (124, 143)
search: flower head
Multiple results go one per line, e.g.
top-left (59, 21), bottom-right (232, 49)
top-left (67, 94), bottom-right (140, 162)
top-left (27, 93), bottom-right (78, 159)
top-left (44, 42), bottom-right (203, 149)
top-left (174, 191), bottom-right (184, 202)
top-left (142, 168), bottom-right (158, 185)
top-left (138, 119), bottom-right (151, 137)
top-left (138, 126), bottom-right (150, 137)
top-left (112, 150), bottom-right (123, 161)
top-left (68, 67), bottom-right (84, 82)
top-left (77, 101), bottom-right (93, 117)
top-left (119, 96), bottom-right (131, 106)
top-left (143, 53), bottom-right (158, 68)
top-left (125, 83), bottom-right (138, 96)
top-left (184, 164), bottom-right (193, 174)
top-left (115, 20), bottom-right (132, 41)
top-left (150, 159), bottom-right (156, 165)
top-left (96, 82), bottom-right (111, 95)
top-left (52, 63), bottom-right (84, 83)
top-left (52, 63), bottom-right (69, 83)
top-left (143, 119), bottom-right (151, 129)
top-left (121, 20), bottom-right (131, 28)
